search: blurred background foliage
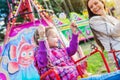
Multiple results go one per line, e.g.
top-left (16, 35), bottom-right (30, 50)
top-left (0, 0), bottom-right (118, 40)
top-left (0, 0), bottom-right (117, 24)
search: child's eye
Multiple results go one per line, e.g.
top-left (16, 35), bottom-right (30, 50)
top-left (53, 36), bottom-right (57, 38)
top-left (21, 52), bottom-right (26, 57)
top-left (90, 5), bottom-right (93, 9)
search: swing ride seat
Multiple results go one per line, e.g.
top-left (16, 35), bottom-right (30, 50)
top-left (5, 0), bottom-right (119, 79)
top-left (40, 69), bottom-right (60, 80)
top-left (40, 47), bottom-right (111, 79)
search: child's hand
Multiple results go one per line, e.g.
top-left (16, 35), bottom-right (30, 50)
top-left (37, 25), bottom-right (46, 39)
top-left (70, 21), bottom-right (78, 34)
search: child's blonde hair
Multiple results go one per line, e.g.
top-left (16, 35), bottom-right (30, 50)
top-left (34, 26), bottom-right (54, 45)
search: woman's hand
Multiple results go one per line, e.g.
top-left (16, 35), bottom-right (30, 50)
top-left (70, 21), bottom-right (78, 34)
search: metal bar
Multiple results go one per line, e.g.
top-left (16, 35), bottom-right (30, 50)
top-left (75, 48), bottom-right (111, 73)
top-left (41, 69), bottom-right (60, 80)
top-left (109, 50), bottom-right (120, 70)
top-left (98, 50), bottom-right (111, 73)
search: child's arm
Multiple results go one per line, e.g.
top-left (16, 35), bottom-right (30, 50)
top-left (66, 33), bottom-right (79, 56)
top-left (66, 22), bottom-right (79, 56)
top-left (34, 26), bottom-right (48, 68)
top-left (34, 40), bottom-right (48, 68)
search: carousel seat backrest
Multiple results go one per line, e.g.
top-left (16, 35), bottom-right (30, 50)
top-left (0, 19), bottom-right (49, 80)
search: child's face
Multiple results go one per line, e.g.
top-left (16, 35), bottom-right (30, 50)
top-left (47, 29), bottom-right (59, 48)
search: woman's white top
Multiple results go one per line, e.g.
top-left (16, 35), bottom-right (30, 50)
top-left (90, 15), bottom-right (120, 52)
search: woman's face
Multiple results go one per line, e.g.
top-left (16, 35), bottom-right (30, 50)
top-left (47, 29), bottom-right (59, 48)
top-left (88, 0), bottom-right (106, 16)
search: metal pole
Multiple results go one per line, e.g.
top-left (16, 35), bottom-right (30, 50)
top-left (75, 48), bottom-right (111, 73)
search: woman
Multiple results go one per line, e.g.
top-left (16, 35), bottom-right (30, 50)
top-left (86, 0), bottom-right (120, 67)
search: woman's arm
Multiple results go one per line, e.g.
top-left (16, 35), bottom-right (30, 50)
top-left (90, 16), bottom-right (120, 36)
top-left (112, 22), bottom-right (120, 36)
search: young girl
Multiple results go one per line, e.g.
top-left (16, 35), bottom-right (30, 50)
top-left (86, 0), bottom-right (120, 67)
top-left (34, 23), bottom-right (80, 80)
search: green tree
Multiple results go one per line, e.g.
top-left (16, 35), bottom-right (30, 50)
top-left (38, 0), bottom-right (63, 14)
top-left (0, 0), bottom-right (10, 26)
top-left (37, 0), bottom-right (86, 15)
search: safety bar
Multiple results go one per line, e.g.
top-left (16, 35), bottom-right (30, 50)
top-left (75, 48), bottom-right (111, 73)
top-left (41, 69), bottom-right (60, 80)
top-left (109, 49), bottom-right (120, 70)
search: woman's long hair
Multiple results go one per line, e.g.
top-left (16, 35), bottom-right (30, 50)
top-left (86, 0), bottom-right (106, 51)
top-left (90, 28), bottom-right (104, 51)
